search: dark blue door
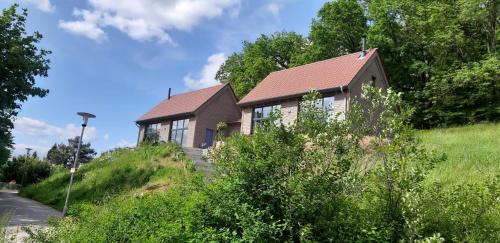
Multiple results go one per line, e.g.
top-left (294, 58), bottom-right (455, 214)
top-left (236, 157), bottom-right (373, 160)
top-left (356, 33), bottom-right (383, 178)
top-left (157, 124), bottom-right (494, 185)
top-left (204, 129), bottom-right (214, 148)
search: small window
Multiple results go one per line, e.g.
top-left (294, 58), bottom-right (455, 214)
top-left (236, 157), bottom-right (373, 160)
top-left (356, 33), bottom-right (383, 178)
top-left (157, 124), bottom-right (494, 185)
top-left (251, 105), bottom-right (281, 132)
top-left (371, 76), bottom-right (377, 86)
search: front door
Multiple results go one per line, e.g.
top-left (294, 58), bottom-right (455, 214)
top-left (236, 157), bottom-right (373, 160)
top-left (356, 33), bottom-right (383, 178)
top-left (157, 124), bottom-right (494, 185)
top-left (204, 129), bottom-right (214, 148)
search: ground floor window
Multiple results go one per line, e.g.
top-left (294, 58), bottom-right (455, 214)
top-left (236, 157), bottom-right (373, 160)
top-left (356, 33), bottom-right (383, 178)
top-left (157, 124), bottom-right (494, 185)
top-left (170, 119), bottom-right (189, 147)
top-left (251, 104), bottom-right (281, 132)
top-left (300, 96), bottom-right (335, 119)
top-left (144, 123), bottom-right (161, 143)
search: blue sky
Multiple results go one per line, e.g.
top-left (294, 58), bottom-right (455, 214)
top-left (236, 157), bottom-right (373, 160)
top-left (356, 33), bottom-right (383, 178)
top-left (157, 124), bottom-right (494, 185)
top-left (3, 0), bottom-right (326, 157)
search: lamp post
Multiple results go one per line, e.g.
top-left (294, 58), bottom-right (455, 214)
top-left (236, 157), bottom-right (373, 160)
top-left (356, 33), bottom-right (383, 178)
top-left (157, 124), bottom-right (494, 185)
top-left (25, 148), bottom-right (32, 157)
top-left (62, 112), bottom-right (96, 216)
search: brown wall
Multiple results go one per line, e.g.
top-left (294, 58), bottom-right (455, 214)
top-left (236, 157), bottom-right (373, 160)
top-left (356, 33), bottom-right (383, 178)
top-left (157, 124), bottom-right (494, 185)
top-left (281, 100), bottom-right (299, 128)
top-left (137, 125), bottom-right (145, 145)
top-left (348, 55), bottom-right (389, 101)
top-left (159, 121), bottom-right (170, 142)
top-left (192, 86), bottom-right (241, 148)
top-left (241, 107), bottom-right (252, 135)
top-left (240, 92), bottom-right (349, 135)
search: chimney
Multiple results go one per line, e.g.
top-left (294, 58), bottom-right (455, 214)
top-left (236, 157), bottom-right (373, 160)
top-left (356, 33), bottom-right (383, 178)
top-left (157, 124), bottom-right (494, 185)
top-left (168, 88), bottom-right (171, 100)
top-left (360, 34), bottom-right (367, 58)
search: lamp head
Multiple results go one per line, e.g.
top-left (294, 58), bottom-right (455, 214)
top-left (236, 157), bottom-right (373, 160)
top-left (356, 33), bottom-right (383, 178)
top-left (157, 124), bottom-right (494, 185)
top-left (77, 112), bottom-right (96, 126)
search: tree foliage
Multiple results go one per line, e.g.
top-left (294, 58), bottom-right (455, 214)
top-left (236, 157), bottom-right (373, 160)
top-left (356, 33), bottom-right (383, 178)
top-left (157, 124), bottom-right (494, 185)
top-left (216, 32), bottom-right (307, 98)
top-left (307, 0), bottom-right (367, 61)
top-left (0, 4), bottom-right (50, 163)
top-left (0, 155), bottom-right (51, 185)
top-left (46, 137), bottom-right (97, 167)
top-left (367, 0), bottom-right (499, 127)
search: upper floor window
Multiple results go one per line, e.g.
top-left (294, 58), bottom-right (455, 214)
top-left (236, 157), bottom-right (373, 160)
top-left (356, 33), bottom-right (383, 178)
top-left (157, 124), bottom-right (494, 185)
top-left (170, 119), bottom-right (189, 147)
top-left (252, 105), bottom-right (281, 131)
top-left (144, 123), bottom-right (161, 143)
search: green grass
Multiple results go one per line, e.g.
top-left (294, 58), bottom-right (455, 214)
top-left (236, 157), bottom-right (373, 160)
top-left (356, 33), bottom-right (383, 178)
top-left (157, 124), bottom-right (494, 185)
top-left (20, 143), bottom-right (195, 210)
top-left (418, 123), bottom-right (500, 186)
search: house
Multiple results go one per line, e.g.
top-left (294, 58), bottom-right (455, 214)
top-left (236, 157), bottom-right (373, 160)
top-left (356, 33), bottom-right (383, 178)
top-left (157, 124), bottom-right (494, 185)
top-left (136, 84), bottom-right (241, 148)
top-left (238, 48), bottom-right (389, 135)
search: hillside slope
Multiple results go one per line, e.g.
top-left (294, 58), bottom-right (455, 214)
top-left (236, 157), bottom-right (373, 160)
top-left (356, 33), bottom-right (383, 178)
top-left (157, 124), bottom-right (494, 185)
top-left (21, 143), bottom-right (195, 210)
top-left (418, 123), bottom-right (500, 186)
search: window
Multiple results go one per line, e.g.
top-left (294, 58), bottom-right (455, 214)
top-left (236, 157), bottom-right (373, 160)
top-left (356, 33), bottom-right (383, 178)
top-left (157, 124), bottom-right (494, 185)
top-left (170, 119), bottom-right (189, 147)
top-left (251, 105), bottom-right (281, 131)
top-left (144, 123), bottom-right (161, 143)
top-left (300, 96), bottom-right (335, 119)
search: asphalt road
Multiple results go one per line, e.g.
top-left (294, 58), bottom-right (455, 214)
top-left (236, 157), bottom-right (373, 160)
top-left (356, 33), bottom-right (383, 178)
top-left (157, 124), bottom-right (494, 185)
top-left (0, 191), bottom-right (61, 226)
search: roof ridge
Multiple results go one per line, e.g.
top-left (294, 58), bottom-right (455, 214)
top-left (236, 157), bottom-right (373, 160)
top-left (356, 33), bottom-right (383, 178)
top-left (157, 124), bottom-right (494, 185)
top-left (136, 83), bottom-right (228, 122)
top-left (168, 83), bottom-right (226, 99)
top-left (238, 48), bottom-right (380, 106)
top-left (269, 48), bottom-right (376, 76)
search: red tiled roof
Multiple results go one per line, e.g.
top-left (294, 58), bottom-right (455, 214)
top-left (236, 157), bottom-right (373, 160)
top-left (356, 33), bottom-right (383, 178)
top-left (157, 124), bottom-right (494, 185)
top-left (238, 49), bottom-right (378, 106)
top-left (137, 84), bottom-right (226, 122)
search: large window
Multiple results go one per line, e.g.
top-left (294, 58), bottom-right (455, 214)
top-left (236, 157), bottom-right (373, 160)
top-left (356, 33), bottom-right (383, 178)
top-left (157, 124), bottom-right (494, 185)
top-left (300, 96), bottom-right (335, 119)
top-left (144, 123), bottom-right (161, 143)
top-left (251, 105), bottom-right (281, 131)
top-left (170, 119), bottom-right (189, 147)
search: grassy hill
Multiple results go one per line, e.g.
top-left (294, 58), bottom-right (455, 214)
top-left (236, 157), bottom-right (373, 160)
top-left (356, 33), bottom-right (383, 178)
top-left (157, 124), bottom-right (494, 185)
top-left (21, 123), bottom-right (499, 242)
top-left (22, 123), bottom-right (499, 210)
top-left (20, 143), bottom-right (195, 210)
top-left (418, 123), bottom-right (500, 186)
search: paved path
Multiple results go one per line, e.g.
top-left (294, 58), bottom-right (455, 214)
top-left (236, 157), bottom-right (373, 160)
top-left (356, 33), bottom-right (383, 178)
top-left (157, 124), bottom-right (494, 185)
top-left (0, 191), bottom-right (61, 242)
top-left (0, 191), bottom-right (61, 226)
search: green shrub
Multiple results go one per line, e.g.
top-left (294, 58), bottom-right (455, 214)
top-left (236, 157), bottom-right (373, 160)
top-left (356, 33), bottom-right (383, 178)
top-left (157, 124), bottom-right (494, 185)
top-left (0, 155), bottom-right (52, 185)
top-left (416, 177), bottom-right (500, 242)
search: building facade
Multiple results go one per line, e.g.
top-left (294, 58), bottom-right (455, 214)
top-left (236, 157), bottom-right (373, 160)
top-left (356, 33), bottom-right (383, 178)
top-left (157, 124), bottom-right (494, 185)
top-left (238, 48), bottom-right (389, 135)
top-left (136, 84), bottom-right (241, 148)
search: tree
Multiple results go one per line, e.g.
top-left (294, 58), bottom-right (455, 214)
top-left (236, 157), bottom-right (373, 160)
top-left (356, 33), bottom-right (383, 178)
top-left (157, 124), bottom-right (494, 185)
top-left (0, 4), bottom-right (50, 164)
top-left (0, 155), bottom-right (51, 185)
top-left (367, 0), bottom-right (499, 127)
top-left (46, 137), bottom-right (97, 167)
top-left (216, 31), bottom-right (307, 98)
top-left (306, 0), bottom-right (368, 61)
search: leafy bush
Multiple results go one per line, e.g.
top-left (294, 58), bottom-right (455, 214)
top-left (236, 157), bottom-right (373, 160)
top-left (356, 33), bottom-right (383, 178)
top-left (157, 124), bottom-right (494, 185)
top-left (416, 178), bottom-right (500, 241)
top-left (0, 155), bottom-right (52, 185)
top-left (418, 55), bottom-right (500, 127)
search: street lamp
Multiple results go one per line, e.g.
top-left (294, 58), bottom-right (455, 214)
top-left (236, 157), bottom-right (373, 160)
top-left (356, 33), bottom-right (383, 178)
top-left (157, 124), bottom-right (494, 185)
top-left (25, 148), bottom-right (32, 157)
top-left (62, 112), bottom-right (96, 216)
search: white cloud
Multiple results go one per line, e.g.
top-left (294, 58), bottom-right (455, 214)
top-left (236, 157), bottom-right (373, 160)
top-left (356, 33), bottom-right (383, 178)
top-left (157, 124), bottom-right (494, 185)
top-left (13, 117), bottom-right (98, 141)
top-left (104, 134), bottom-right (110, 141)
top-left (26, 0), bottom-right (55, 13)
top-left (266, 3), bottom-right (281, 19)
top-left (59, 0), bottom-right (241, 44)
top-left (59, 9), bottom-right (107, 42)
top-left (184, 53), bottom-right (226, 90)
top-left (117, 139), bottom-right (135, 148)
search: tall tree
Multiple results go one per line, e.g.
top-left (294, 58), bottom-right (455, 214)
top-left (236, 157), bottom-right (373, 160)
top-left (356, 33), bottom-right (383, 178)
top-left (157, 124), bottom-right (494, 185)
top-left (216, 31), bottom-right (307, 98)
top-left (46, 137), bottom-right (96, 168)
top-left (0, 5), bottom-right (50, 163)
top-left (367, 0), bottom-right (499, 127)
top-left (307, 0), bottom-right (368, 61)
